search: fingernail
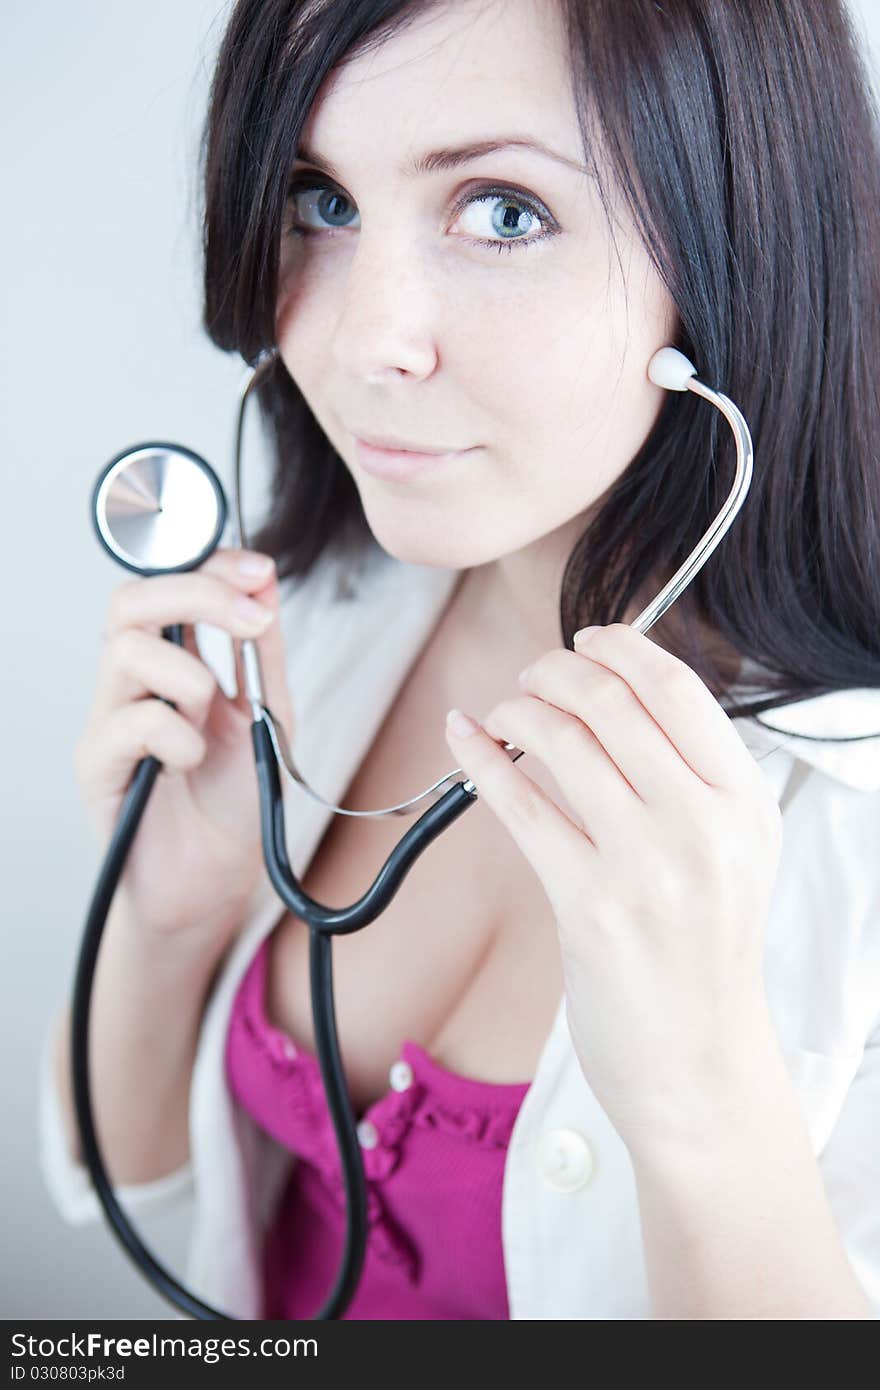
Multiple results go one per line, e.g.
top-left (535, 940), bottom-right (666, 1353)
top-left (446, 708), bottom-right (479, 738)
top-left (517, 664), bottom-right (533, 686)
top-left (573, 625), bottom-right (600, 647)
top-left (235, 595), bottom-right (274, 629)
top-left (238, 553), bottom-right (274, 579)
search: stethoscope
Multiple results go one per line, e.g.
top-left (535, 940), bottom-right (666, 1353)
top-left (73, 344), bottom-right (753, 1320)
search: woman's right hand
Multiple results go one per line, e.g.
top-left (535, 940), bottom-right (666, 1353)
top-left (74, 548), bottom-right (295, 942)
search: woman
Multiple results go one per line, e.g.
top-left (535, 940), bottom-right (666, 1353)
top-left (42, 0), bottom-right (880, 1318)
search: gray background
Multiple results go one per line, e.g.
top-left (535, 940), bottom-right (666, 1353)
top-left (4, 0), bottom-right (880, 1320)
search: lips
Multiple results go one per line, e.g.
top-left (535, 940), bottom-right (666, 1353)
top-left (353, 432), bottom-right (461, 455)
top-left (352, 435), bottom-right (474, 481)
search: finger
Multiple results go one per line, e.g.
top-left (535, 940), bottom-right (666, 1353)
top-left (180, 623), bottom-right (226, 731)
top-left (91, 627), bottom-right (218, 729)
top-left (572, 623), bottom-right (757, 790)
top-left (480, 689), bottom-right (643, 845)
top-left (152, 617), bottom-right (204, 672)
top-left (229, 576), bottom-right (294, 741)
top-left (79, 699), bottom-right (207, 803)
top-left (513, 648), bottom-right (696, 806)
top-left (103, 553), bottom-right (277, 643)
top-left (444, 707), bottom-right (590, 918)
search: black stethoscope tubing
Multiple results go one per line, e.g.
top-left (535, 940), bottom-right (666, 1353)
top-left (71, 625), bottom-right (476, 1319)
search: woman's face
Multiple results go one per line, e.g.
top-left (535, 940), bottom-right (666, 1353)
top-left (275, 0), bottom-right (679, 571)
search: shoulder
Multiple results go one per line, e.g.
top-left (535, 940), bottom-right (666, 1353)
top-left (733, 687), bottom-right (880, 889)
top-left (733, 687), bottom-right (880, 1054)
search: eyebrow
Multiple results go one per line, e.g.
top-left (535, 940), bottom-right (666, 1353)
top-left (293, 136), bottom-right (589, 182)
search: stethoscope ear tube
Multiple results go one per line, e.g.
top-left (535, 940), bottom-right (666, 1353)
top-left (251, 714), bottom-right (479, 936)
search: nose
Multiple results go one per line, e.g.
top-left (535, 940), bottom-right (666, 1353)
top-left (329, 226), bottom-right (439, 385)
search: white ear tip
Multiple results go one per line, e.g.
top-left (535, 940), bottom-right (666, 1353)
top-left (648, 346), bottom-right (698, 391)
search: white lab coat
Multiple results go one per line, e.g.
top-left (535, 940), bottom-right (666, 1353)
top-left (39, 541), bottom-right (880, 1319)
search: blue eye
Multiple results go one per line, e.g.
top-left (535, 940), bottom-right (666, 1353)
top-left (454, 187), bottom-right (552, 253)
top-left (287, 182), bottom-right (359, 232)
top-left (283, 177), bottom-right (556, 255)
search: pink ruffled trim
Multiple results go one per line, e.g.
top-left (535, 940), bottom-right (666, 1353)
top-left (228, 934), bottom-right (532, 1277)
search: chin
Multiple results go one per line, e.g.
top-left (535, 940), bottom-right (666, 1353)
top-left (371, 535), bottom-right (470, 570)
top-left (360, 513), bottom-right (489, 572)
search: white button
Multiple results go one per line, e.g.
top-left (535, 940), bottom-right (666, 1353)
top-left (357, 1119), bottom-right (379, 1149)
top-left (282, 1039), bottom-right (298, 1060)
top-left (536, 1128), bottom-right (595, 1192)
top-left (389, 1060), bottom-right (413, 1092)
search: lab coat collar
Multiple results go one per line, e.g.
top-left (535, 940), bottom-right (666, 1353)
top-left (731, 685), bottom-right (880, 792)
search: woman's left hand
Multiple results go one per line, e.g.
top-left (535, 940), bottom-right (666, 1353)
top-left (443, 622), bottom-right (785, 1155)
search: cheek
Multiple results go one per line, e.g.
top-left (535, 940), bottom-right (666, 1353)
top-left (476, 308), bottom-right (634, 500)
top-left (273, 279), bottom-right (351, 471)
top-left (274, 265), bottom-right (334, 405)
top-left (276, 255), bottom-right (315, 346)
top-left (515, 263), bottom-right (675, 495)
top-left (275, 231), bottom-right (351, 333)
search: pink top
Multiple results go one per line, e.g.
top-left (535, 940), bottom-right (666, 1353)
top-left (225, 934), bottom-right (532, 1320)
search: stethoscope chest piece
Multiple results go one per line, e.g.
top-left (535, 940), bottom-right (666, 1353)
top-left (91, 443), bottom-right (227, 576)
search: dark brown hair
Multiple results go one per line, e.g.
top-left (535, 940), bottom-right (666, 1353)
top-left (199, 0), bottom-right (880, 727)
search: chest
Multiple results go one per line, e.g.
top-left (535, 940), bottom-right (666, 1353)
top-left (263, 623), bottom-right (567, 1115)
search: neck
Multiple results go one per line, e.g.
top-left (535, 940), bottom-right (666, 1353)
top-left (438, 542), bottom-right (745, 719)
top-left (453, 518), bottom-right (591, 668)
